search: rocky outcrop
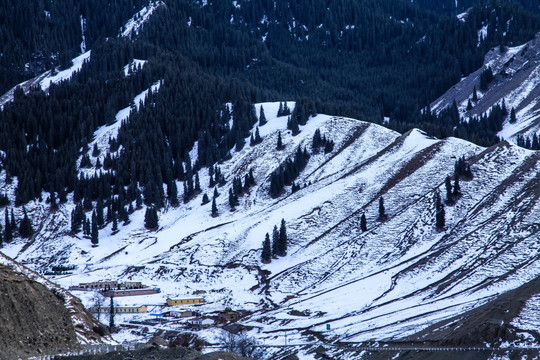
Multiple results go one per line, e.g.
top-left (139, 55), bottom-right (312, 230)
top-left (0, 256), bottom-right (110, 359)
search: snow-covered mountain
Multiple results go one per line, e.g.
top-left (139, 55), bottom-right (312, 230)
top-left (1, 100), bottom-right (539, 359)
top-left (432, 32), bottom-right (540, 143)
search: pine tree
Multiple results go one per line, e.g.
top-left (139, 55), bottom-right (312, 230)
top-left (361, 213), bottom-right (367, 232)
top-left (277, 102), bottom-right (283, 117)
top-left (259, 105), bottom-right (267, 126)
top-left (445, 176), bottom-right (454, 204)
top-left (4, 209), bottom-right (12, 243)
top-left (167, 180), bottom-right (179, 206)
top-left (211, 197), bottom-right (218, 216)
top-left (10, 208), bottom-right (15, 230)
top-left (453, 175), bottom-right (461, 197)
top-left (466, 99), bottom-right (473, 111)
top-left (254, 126), bottom-right (262, 144)
top-left (109, 296), bottom-right (115, 332)
top-left (228, 188), bottom-right (238, 209)
top-left (435, 192), bottom-right (445, 230)
top-left (472, 86), bottom-right (478, 102)
top-left (144, 207), bottom-right (159, 229)
top-left (510, 107), bottom-right (516, 124)
top-left (272, 225), bottom-right (279, 257)
top-left (312, 128), bottom-right (322, 151)
top-left (213, 187), bottom-right (220, 198)
top-left (111, 212), bottom-right (118, 232)
top-left (96, 198), bottom-right (104, 227)
top-left (378, 197), bottom-right (386, 221)
top-left (283, 102), bottom-right (291, 115)
top-left (83, 216), bottom-right (90, 236)
top-left (194, 172), bottom-right (201, 192)
top-left (288, 116), bottom-right (299, 135)
top-left (0, 223), bottom-right (3, 248)
top-left (91, 214), bottom-right (99, 246)
top-left (19, 207), bottom-right (33, 238)
top-left (201, 193), bottom-right (210, 205)
top-left (277, 131), bottom-right (283, 150)
top-left (261, 233), bottom-right (271, 263)
top-left (278, 218), bottom-right (288, 256)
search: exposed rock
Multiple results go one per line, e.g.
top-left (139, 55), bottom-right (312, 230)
top-left (0, 254), bottom-right (110, 359)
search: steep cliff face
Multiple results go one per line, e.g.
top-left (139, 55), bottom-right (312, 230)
top-left (0, 255), bottom-right (110, 359)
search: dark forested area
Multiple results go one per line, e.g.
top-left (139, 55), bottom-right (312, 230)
top-left (0, 0), bottom-right (148, 94)
top-left (0, 0), bottom-right (539, 232)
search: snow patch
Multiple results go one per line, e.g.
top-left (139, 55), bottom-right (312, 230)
top-left (120, 1), bottom-right (164, 38)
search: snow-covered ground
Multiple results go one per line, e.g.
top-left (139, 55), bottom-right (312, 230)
top-left (1, 97), bottom-right (540, 359)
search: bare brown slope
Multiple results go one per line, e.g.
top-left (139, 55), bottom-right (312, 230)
top-left (0, 263), bottom-right (109, 359)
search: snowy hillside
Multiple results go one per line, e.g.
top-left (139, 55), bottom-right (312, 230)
top-left (431, 32), bottom-right (540, 142)
top-left (1, 100), bottom-right (539, 359)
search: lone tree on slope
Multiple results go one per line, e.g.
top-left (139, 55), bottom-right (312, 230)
top-left (435, 191), bottom-right (445, 230)
top-left (361, 213), bottom-right (367, 232)
top-left (378, 197), bottom-right (387, 221)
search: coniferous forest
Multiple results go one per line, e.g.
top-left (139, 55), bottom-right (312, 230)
top-left (0, 0), bottom-right (540, 227)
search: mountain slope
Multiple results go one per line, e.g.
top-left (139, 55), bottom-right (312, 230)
top-left (2, 102), bottom-right (539, 359)
top-left (432, 33), bottom-right (540, 143)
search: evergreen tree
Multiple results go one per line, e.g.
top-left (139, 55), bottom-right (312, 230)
top-left (213, 187), bottom-right (220, 198)
top-left (19, 207), bottom-right (33, 238)
top-left (10, 208), bottom-right (15, 230)
top-left (167, 180), bottom-right (179, 206)
top-left (0, 223), bottom-right (3, 248)
top-left (83, 216), bottom-right (90, 236)
top-left (201, 193), bottom-right (210, 205)
top-left (453, 175), bottom-right (461, 197)
top-left (144, 207), bottom-right (159, 229)
top-left (261, 233), bottom-right (271, 263)
top-left (510, 107), bottom-right (517, 123)
top-left (445, 176), bottom-right (454, 204)
top-left (378, 197), bottom-right (386, 221)
top-left (283, 102), bottom-right (291, 115)
top-left (259, 105), bottom-right (267, 126)
top-left (96, 198), bottom-right (105, 227)
top-left (92, 143), bottom-right (100, 157)
top-left (91, 214), bottom-right (99, 246)
top-left (312, 128), bottom-right (322, 151)
top-left (194, 172), bottom-right (201, 192)
top-left (211, 197), bottom-right (218, 216)
top-left (288, 116), bottom-right (300, 135)
top-left (277, 131), bottom-right (283, 150)
top-left (109, 296), bottom-right (115, 332)
top-left (111, 212), bottom-right (118, 232)
top-left (272, 225), bottom-right (279, 257)
top-left (278, 218), bottom-right (288, 256)
top-left (324, 139), bottom-right (334, 153)
top-left (472, 86), bottom-right (478, 101)
top-left (360, 213), bottom-right (367, 232)
top-left (466, 99), bottom-right (473, 111)
top-left (228, 188), bottom-right (238, 209)
top-left (435, 192), bottom-right (445, 230)
top-left (254, 126), bottom-right (262, 144)
top-left (4, 209), bottom-right (12, 244)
